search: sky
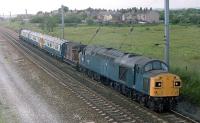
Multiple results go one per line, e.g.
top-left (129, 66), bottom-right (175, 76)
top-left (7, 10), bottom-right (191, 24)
top-left (0, 0), bottom-right (200, 16)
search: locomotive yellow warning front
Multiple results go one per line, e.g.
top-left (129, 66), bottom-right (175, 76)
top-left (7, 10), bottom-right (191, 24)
top-left (150, 73), bottom-right (181, 97)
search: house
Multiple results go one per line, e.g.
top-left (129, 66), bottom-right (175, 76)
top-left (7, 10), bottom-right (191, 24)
top-left (51, 10), bottom-right (59, 15)
top-left (97, 11), bottom-right (113, 22)
top-left (111, 12), bottom-right (122, 23)
top-left (122, 12), bottom-right (137, 23)
top-left (137, 11), bottom-right (160, 23)
top-left (16, 14), bottom-right (33, 22)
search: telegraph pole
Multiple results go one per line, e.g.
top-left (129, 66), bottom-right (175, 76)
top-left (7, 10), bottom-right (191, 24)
top-left (61, 5), bottom-right (64, 39)
top-left (164, 0), bottom-right (170, 68)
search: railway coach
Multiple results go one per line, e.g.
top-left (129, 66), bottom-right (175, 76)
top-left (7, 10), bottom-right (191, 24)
top-left (19, 29), bottom-right (66, 59)
top-left (19, 29), bottom-right (85, 65)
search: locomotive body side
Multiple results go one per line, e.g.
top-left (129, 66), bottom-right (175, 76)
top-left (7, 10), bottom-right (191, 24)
top-left (80, 46), bottom-right (125, 85)
top-left (80, 45), bottom-right (182, 111)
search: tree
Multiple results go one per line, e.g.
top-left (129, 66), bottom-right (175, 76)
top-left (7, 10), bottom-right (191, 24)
top-left (139, 7), bottom-right (143, 12)
top-left (36, 11), bottom-right (43, 15)
top-left (159, 9), bottom-right (200, 25)
top-left (58, 5), bottom-right (69, 13)
top-left (86, 18), bottom-right (94, 25)
top-left (30, 16), bottom-right (44, 23)
top-left (64, 14), bottom-right (82, 23)
top-left (45, 16), bottom-right (57, 32)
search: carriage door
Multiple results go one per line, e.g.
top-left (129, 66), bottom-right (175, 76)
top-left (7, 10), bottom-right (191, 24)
top-left (134, 64), bottom-right (141, 85)
top-left (63, 43), bottom-right (69, 61)
top-left (39, 38), bottom-right (45, 48)
top-left (134, 64), bottom-right (143, 89)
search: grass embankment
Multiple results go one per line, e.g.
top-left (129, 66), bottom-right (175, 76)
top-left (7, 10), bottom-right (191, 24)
top-left (1, 21), bottom-right (200, 104)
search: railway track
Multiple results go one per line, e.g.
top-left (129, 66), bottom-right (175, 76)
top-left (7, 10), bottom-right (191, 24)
top-left (0, 27), bottom-right (198, 123)
top-left (169, 110), bottom-right (199, 123)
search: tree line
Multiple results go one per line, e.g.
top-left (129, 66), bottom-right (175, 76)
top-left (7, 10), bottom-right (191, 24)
top-left (28, 8), bottom-right (200, 32)
top-left (160, 8), bottom-right (200, 25)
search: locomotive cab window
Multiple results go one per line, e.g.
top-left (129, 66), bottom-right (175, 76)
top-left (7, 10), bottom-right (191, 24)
top-left (144, 63), bottom-right (152, 72)
top-left (153, 61), bottom-right (161, 70)
top-left (161, 63), bottom-right (168, 71)
top-left (119, 66), bottom-right (128, 82)
top-left (144, 61), bottom-right (168, 72)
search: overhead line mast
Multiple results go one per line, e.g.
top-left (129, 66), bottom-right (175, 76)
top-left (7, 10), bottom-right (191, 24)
top-left (164, 0), bottom-right (170, 68)
top-left (61, 5), bottom-right (65, 39)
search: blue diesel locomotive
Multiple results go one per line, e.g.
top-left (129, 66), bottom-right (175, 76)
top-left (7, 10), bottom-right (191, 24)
top-left (19, 29), bottom-right (181, 112)
top-left (79, 45), bottom-right (181, 111)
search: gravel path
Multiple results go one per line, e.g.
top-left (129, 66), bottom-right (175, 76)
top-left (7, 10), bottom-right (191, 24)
top-left (0, 30), bottom-right (107, 123)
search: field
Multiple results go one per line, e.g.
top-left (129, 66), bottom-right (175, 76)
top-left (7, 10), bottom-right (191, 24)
top-left (1, 21), bottom-right (200, 104)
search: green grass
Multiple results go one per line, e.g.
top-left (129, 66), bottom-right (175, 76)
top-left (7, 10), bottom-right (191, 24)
top-left (1, 21), bottom-right (200, 104)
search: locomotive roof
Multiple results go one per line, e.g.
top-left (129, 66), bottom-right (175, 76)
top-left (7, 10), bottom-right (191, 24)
top-left (85, 45), bottom-right (161, 68)
top-left (85, 45), bottom-right (125, 58)
top-left (116, 55), bottom-right (153, 68)
top-left (21, 29), bottom-right (32, 33)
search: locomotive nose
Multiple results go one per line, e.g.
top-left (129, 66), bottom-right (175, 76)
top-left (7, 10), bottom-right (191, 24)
top-left (149, 73), bottom-right (181, 97)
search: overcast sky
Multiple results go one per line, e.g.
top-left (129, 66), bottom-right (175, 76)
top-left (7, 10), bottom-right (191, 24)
top-left (1, 0), bottom-right (200, 16)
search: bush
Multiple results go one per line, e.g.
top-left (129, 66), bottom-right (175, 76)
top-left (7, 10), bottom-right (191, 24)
top-left (145, 27), bottom-right (150, 30)
top-left (65, 14), bottom-right (82, 23)
top-left (86, 19), bottom-right (94, 25)
top-left (171, 68), bottom-right (200, 105)
top-left (65, 23), bottom-right (78, 27)
top-left (30, 16), bottom-right (45, 23)
top-left (160, 9), bottom-right (200, 25)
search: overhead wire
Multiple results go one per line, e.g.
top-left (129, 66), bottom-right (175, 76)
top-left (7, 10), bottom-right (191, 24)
top-left (87, 25), bottom-right (101, 44)
top-left (119, 26), bottom-right (134, 50)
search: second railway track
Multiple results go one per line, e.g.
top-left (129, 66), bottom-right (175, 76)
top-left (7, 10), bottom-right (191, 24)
top-left (0, 27), bottom-right (198, 123)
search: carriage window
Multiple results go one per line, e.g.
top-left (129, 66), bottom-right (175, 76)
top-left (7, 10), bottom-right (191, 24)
top-left (55, 45), bottom-right (58, 50)
top-left (33, 36), bottom-right (36, 41)
top-left (119, 66), bottom-right (128, 81)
